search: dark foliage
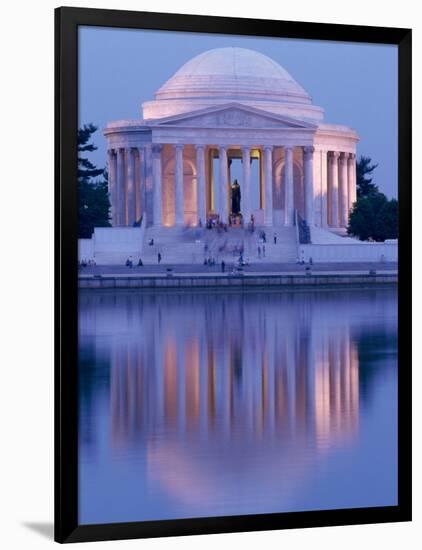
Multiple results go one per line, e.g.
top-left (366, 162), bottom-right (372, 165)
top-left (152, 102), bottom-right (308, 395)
top-left (347, 155), bottom-right (397, 241)
top-left (78, 123), bottom-right (104, 182)
top-left (77, 124), bottom-right (111, 238)
top-left (356, 155), bottom-right (379, 198)
top-left (375, 198), bottom-right (398, 241)
top-left (348, 192), bottom-right (398, 242)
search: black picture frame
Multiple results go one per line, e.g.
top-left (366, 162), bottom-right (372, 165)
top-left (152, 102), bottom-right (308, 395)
top-left (55, 6), bottom-right (412, 543)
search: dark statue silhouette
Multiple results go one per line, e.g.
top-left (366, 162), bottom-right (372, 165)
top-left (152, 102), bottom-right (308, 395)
top-left (231, 179), bottom-right (241, 215)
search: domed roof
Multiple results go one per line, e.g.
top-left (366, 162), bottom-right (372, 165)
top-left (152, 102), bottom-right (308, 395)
top-left (142, 47), bottom-right (324, 122)
top-left (155, 47), bottom-right (311, 104)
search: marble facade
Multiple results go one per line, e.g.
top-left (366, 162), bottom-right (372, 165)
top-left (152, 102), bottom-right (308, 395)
top-left (104, 47), bottom-right (359, 228)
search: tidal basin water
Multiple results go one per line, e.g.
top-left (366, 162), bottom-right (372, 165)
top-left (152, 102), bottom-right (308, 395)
top-left (78, 287), bottom-right (397, 525)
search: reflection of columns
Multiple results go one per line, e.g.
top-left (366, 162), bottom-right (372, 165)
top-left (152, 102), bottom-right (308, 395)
top-left (341, 332), bottom-right (351, 429)
top-left (348, 153), bottom-right (357, 210)
top-left (196, 145), bottom-right (206, 225)
top-left (263, 146), bottom-right (273, 226)
top-left (163, 338), bottom-right (178, 425)
top-left (116, 148), bottom-right (125, 225)
top-left (174, 144), bottom-right (184, 226)
top-left (304, 146), bottom-right (314, 225)
top-left (219, 146), bottom-right (228, 223)
top-left (198, 335), bottom-right (207, 432)
top-left (222, 342), bottom-right (231, 437)
top-left (152, 144), bottom-right (163, 226)
top-left (267, 325), bottom-right (276, 434)
top-left (127, 148), bottom-right (136, 226)
top-left (284, 146), bottom-right (294, 226)
top-left (242, 146), bottom-right (251, 223)
top-left (176, 338), bottom-right (185, 430)
top-left (328, 151), bottom-right (339, 227)
top-left (332, 338), bottom-right (341, 423)
top-left (339, 152), bottom-right (348, 227)
top-left (107, 149), bottom-right (117, 226)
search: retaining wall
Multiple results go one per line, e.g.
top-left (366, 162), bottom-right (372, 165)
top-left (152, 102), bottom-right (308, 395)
top-left (79, 273), bottom-right (397, 290)
top-left (300, 241), bottom-right (398, 263)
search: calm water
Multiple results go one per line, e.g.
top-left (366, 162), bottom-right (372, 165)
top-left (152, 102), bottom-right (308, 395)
top-left (78, 287), bottom-right (398, 525)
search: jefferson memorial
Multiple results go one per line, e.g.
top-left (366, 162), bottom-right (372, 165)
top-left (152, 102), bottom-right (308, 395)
top-left (79, 47), bottom-right (397, 264)
top-left (104, 47), bottom-right (358, 230)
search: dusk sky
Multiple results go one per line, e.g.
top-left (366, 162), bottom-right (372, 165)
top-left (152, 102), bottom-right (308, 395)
top-left (79, 26), bottom-right (398, 198)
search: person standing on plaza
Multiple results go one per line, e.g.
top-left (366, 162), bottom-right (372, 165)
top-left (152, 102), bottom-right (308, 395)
top-left (158, 252), bottom-right (162, 264)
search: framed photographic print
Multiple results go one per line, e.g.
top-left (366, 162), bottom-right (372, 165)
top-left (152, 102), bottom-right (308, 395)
top-left (55, 6), bottom-right (412, 543)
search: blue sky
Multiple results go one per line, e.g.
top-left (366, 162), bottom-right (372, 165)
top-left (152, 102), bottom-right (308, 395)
top-left (79, 27), bottom-right (398, 197)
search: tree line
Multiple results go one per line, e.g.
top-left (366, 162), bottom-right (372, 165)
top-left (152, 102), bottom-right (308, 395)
top-left (78, 123), bottom-right (111, 238)
top-left (347, 156), bottom-right (398, 241)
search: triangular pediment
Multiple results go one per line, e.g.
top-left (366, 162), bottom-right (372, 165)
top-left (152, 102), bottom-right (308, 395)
top-left (151, 103), bottom-right (316, 130)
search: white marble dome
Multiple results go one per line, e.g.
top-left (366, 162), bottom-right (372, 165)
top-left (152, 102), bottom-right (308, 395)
top-left (142, 47), bottom-right (324, 122)
top-left (156, 47), bottom-right (310, 102)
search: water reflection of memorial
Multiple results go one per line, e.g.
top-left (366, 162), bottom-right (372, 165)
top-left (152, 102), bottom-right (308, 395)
top-left (109, 321), bottom-right (359, 448)
top-left (78, 289), bottom-right (398, 519)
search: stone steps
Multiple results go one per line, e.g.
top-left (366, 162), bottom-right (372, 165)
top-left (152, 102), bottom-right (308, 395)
top-left (203, 226), bottom-right (297, 263)
top-left (141, 227), bottom-right (203, 264)
top-left (140, 225), bottom-right (298, 264)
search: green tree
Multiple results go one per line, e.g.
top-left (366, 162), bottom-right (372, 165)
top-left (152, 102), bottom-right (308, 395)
top-left (347, 154), bottom-right (398, 241)
top-left (356, 155), bottom-right (378, 198)
top-left (78, 123), bottom-right (104, 181)
top-left (348, 191), bottom-right (398, 242)
top-left (78, 124), bottom-right (111, 238)
top-left (375, 198), bottom-right (398, 241)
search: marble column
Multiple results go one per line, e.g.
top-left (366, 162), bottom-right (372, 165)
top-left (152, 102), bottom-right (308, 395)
top-left (196, 145), bottom-right (206, 225)
top-left (137, 146), bottom-right (146, 222)
top-left (348, 153), bottom-right (357, 210)
top-left (127, 148), bottom-right (136, 226)
top-left (263, 146), bottom-right (273, 226)
top-left (284, 146), bottom-right (294, 226)
top-left (107, 149), bottom-right (117, 226)
top-left (144, 145), bottom-right (153, 225)
top-left (116, 148), bottom-right (125, 225)
top-left (321, 150), bottom-right (328, 227)
top-left (339, 152), bottom-right (349, 227)
top-left (219, 146), bottom-right (228, 223)
top-left (303, 146), bottom-right (315, 226)
top-left (152, 144), bottom-right (163, 226)
top-left (242, 146), bottom-right (251, 224)
top-left (329, 151), bottom-right (340, 227)
top-left (174, 144), bottom-right (184, 226)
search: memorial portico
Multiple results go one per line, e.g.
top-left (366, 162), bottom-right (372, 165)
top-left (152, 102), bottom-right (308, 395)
top-left (104, 47), bottom-right (359, 229)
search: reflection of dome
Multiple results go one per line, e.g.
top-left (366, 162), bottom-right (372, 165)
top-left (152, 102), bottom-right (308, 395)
top-left (142, 47), bottom-right (324, 122)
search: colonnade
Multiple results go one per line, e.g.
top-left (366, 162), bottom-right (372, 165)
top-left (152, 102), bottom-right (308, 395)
top-left (327, 151), bottom-right (357, 227)
top-left (107, 144), bottom-right (356, 228)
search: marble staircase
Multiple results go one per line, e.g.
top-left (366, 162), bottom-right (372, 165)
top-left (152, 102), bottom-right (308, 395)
top-left (141, 226), bottom-right (204, 264)
top-left (140, 225), bottom-right (298, 265)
